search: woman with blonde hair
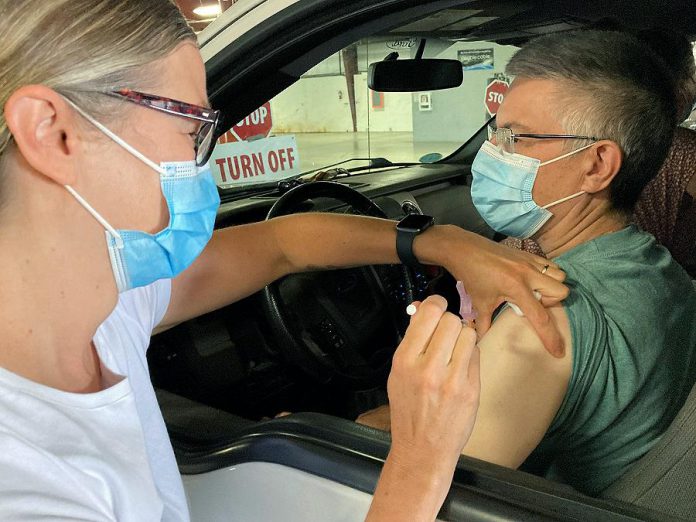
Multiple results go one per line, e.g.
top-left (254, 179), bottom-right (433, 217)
top-left (0, 0), bottom-right (566, 520)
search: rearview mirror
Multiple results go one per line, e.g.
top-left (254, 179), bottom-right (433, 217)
top-left (368, 59), bottom-right (463, 92)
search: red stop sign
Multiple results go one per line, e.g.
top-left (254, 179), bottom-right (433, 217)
top-left (225, 102), bottom-right (273, 142)
top-left (484, 79), bottom-right (509, 116)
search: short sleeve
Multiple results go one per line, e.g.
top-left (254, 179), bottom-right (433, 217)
top-left (546, 281), bottom-right (609, 436)
top-left (117, 279), bottom-right (173, 333)
top-left (148, 278), bottom-right (173, 330)
top-left (523, 280), bottom-right (610, 480)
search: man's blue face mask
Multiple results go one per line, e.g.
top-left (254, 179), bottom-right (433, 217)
top-left (64, 98), bottom-right (220, 292)
top-left (470, 140), bottom-right (593, 239)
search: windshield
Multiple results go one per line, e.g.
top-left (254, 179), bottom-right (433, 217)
top-left (209, 35), bottom-right (519, 189)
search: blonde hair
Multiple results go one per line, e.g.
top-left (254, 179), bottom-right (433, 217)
top-left (0, 0), bottom-right (195, 158)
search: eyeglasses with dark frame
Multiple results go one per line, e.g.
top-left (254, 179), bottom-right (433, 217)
top-left (106, 88), bottom-right (221, 167)
top-left (489, 126), bottom-right (600, 154)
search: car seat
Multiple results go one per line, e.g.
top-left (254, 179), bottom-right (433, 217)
top-left (601, 381), bottom-right (696, 520)
top-left (633, 126), bottom-right (696, 277)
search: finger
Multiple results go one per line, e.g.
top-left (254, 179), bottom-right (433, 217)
top-left (468, 343), bottom-right (481, 390)
top-left (542, 266), bottom-right (566, 283)
top-left (451, 328), bottom-right (482, 398)
top-left (526, 259), bottom-right (565, 281)
top-left (512, 292), bottom-right (564, 357)
top-left (472, 301), bottom-right (494, 339)
top-left (523, 253), bottom-right (559, 269)
top-left (535, 288), bottom-right (567, 307)
top-left (529, 273), bottom-right (570, 302)
top-left (539, 295), bottom-right (561, 307)
top-left (399, 295), bottom-right (448, 359)
top-left (421, 312), bottom-right (463, 365)
top-left (448, 326), bottom-right (477, 371)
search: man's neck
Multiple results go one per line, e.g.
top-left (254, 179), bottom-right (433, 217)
top-left (536, 200), bottom-right (628, 258)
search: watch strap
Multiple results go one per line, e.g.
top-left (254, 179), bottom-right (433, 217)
top-left (396, 228), bottom-right (420, 266)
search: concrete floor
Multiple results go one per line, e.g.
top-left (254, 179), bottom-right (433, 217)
top-left (290, 131), bottom-right (462, 173)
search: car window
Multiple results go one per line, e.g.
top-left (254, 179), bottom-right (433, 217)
top-left (209, 35), bottom-right (518, 188)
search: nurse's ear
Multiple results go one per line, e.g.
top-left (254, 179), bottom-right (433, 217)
top-left (579, 140), bottom-right (623, 194)
top-left (4, 85), bottom-right (81, 186)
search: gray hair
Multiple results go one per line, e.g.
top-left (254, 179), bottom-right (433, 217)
top-left (507, 30), bottom-right (676, 214)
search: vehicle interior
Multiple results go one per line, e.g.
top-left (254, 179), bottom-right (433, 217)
top-left (151, 0), bottom-right (696, 520)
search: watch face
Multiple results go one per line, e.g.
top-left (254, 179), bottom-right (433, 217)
top-left (398, 214), bottom-right (434, 233)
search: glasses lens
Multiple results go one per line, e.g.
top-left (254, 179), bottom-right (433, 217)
top-left (196, 122), bottom-right (216, 167)
top-left (496, 128), bottom-right (514, 154)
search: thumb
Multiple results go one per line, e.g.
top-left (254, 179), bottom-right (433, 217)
top-left (518, 297), bottom-right (564, 357)
top-left (474, 305), bottom-right (493, 340)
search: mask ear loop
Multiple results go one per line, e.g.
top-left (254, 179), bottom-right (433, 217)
top-left (64, 185), bottom-right (124, 248)
top-left (61, 96), bottom-right (170, 248)
top-left (62, 97), bottom-right (165, 174)
top-left (539, 141), bottom-right (596, 167)
top-left (538, 141), bottom-right (596, 209)
top-left (542, 190), bottom-right (586, 209)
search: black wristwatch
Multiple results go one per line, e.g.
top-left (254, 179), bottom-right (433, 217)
top-left (396, 214), bottom-right (435, 267)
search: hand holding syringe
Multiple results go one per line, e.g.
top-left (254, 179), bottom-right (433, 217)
top-left (406, 283), bottom-right (542, 323)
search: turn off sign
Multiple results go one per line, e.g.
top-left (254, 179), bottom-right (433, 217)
top-left (210, 135), bottom-right (301, 186)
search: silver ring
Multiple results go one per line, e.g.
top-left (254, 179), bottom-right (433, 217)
top-left (541, 264), bottom-right (550, 275)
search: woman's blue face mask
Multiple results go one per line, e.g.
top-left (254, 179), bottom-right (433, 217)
top-left (63, 98), bottom-right (220, 293)
top-left (470, 140), bottom-right (592, 239)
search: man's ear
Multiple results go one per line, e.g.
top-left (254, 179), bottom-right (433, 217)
top-left (4, 85), bottom-right (82, 186)
top-left (580, 140), bottom-right (623, 194)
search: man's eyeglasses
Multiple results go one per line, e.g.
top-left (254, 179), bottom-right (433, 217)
top-left (489, 126), bottom-right (599, 155)
top-left (106, 88), bottom-right (220, 166)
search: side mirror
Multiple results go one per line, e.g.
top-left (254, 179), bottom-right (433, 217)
top-left (368, 59), bottom-right (463, 92)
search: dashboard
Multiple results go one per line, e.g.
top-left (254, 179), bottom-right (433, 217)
top-left (148, 164), bottom-right (492, 421)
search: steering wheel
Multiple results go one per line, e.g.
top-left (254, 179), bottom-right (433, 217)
top-left (262, 181), bottom-right (415, 389)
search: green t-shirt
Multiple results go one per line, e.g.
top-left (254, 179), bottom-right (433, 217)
top-left (524, 225), bottom-right (696, 496)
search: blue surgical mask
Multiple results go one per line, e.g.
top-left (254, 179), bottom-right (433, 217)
top-left (470, 140), bottom-right (592, 239)
top-left (64, 99), bottom-right (220, 292)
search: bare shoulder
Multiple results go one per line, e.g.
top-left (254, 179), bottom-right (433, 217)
top-left (481, 304), bottom-right (572, 365)
top-left (460, 304), bottom-right (573, 467)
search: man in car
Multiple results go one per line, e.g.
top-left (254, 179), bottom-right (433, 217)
top-left (358, 30), bottom-right (696, 496)
top-left (505, 28), bottom-right (696, 277)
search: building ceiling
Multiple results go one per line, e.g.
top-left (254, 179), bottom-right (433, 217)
top-left (175, 0), bottom-right (235, 31)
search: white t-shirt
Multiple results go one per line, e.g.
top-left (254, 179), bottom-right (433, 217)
top-left (0, 279), bottom-right (188, 521)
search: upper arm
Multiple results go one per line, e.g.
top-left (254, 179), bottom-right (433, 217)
top-left (460, 305), bottom-right (573, 468)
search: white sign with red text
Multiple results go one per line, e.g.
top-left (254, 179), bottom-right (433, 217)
top-left (210, 135), bottom-right (301, 186)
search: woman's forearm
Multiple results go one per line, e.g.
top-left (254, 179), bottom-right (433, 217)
top-left (270, 213), bottom-right (459, 273)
